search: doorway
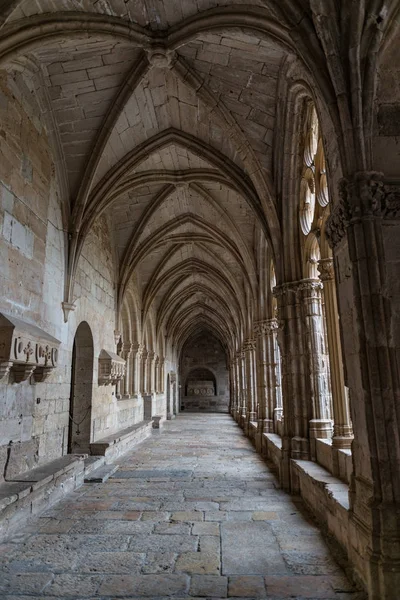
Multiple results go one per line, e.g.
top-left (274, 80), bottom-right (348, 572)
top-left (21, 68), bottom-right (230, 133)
top-left (68, 321), bottom-right (94, 454)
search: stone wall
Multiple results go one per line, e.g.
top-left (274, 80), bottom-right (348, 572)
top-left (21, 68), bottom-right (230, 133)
top-left (180, 332), bottom-right (229, 413)
top-left (0, 70), bottom-right (148, 481)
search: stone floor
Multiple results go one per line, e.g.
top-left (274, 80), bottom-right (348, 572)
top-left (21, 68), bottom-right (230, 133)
top-left (0, 414), bottom-right (365, 599)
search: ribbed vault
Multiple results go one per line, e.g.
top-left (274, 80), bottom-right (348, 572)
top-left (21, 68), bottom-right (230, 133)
top-left (1, 0), bottom-right (384, 361)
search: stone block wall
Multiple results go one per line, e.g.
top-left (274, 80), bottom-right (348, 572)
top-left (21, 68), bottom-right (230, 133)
top-left (180, 332), bottom-right (229, 413)
top-left (0, 70), bottom-right (147, 480)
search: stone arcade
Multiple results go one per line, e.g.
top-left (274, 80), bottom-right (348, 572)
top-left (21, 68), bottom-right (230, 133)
top-left (0, 1), bottom-right (399, 599)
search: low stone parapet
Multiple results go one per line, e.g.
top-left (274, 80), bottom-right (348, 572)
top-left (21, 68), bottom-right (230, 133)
top-left (89, 420), bottom-right (153, 463)
top-left (0, 455), bottom-right (84, 540)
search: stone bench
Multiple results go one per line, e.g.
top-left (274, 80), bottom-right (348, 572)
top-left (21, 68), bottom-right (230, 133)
top-left (89, 419), bottom-right (153, 463)
top-left (0, 455), bottom-right (85, 540)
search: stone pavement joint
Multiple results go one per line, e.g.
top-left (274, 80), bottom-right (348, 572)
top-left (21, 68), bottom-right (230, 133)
top-left (0, 414), bottom-right (366, 599)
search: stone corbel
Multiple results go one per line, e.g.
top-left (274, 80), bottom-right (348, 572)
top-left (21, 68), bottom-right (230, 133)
top-left (0, 313), bottom-right (60, 383)
top-left (98, 349), bottom-right (126, 386)
top-left (61, 301), bottom-right (76, 323)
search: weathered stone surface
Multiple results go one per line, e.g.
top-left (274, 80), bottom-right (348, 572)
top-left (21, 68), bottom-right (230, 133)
top-left (98, 573), bottom-right (190, 597)
top-left (0, 409), bottom-right (362, 600)
top-left (228, 575), bottom-right (267, 597)
top-left (190, 574), bottom-right (228, 597)
top-left (221, 522), bottom-right (288, 575)
top-left (175, 551), bottom-right (221, 575)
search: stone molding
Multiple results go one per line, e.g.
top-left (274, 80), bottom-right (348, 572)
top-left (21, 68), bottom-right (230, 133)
top-left (326, 172), bottom-right (400, 248)
top-left (98, 349), bottom-right (126, 386)
top-left (0, 313), bottom-right (60, 383)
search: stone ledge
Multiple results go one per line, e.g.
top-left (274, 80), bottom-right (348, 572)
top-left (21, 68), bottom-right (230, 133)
top-left (89, 419), bottom-right (153, 463)
top-left (263, 433), bottom-right (282, 473)
top-left (291, 459), bottom-right (351, 563)
top-left (0, 455), bottom-right (84, 541)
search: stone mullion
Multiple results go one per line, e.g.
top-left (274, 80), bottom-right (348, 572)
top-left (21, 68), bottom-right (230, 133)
top-left (318, 258), bottom-right (353, 453)
top-left (300, 279), bottom-right (333, 459)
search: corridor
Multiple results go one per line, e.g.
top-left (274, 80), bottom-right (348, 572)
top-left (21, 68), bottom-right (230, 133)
top-left (0, 415), bottom-right (363, 599)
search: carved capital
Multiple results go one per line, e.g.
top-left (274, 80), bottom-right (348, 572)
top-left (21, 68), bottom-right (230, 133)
top-left (326, 173), bottom-right (400, 248)
top-left (298, 279), bottom-right (323, 294)
top-left (254, 318), bottom-right (279, 336)
top-left (243, 338), bottom-right (256, 352)
top-left (318, 258), bottom-right (335, 282)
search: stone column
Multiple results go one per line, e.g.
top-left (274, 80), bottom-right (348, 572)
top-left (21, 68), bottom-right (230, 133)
top-left (146, 351), bottom-right (154, 393)
top-left (130, 342), bottom-right (141, 396)
top-left (115, 338), bottom-right (123, 399)
top-left (299, 279), bottom-right (333, 459)
top-left (159, 356), bottom-right (165, 393)
top-left (272, 326), bottom-right (284, 433)
top-left (154, 355), bottom-right (160, 393)
top-left (229, 360), bottom-right (236, 416)
top-left (122, 342), bottom-right (133, 399)
top-left (318, 258), bottom-right (353, 456)
top-left (243, 339), bottom-right (257, 433)
top-left (254, 321), bottom-right (272, 439)
top-left (326, 173), bottom-right (400, 599)
top-left (274, 282), bottom-right (310, 479)
top-left (238, 350), bottom-right (246, 426)
top-left (140, 349), bottom-right (148, 394)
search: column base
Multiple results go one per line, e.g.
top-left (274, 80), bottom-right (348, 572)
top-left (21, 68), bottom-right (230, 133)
top-left (309, 418), bottom-right (333, 438)
top-left (258, 418), bottom-right (273, 434)
top-left (332, 435), bottom-right (353, 449)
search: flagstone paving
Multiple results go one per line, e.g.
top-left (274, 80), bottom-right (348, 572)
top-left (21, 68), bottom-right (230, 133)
top-left (0, 414), bottom-right (366, 599)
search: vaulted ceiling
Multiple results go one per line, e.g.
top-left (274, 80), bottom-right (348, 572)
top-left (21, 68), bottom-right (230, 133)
top-left (6, 0), bottom-right (385, 356)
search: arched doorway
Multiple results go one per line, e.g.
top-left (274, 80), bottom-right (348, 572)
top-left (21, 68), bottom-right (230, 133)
top-left (68, 322), bottom-right (94, 454)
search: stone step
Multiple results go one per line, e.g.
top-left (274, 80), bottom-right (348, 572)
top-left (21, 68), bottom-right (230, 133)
top-left (83, 455), bottom-right (105, 477)
top-left (84, 464), bottom-right (119, 483)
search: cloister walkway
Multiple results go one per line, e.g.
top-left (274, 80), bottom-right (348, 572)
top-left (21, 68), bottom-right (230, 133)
top-left (0, 414), bottom-right (363, 599)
